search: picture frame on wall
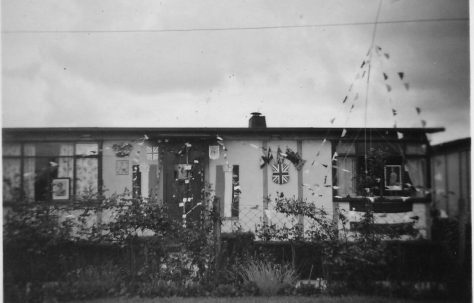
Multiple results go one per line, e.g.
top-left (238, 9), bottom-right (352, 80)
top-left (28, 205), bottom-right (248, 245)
top-left (116, 159), bottom-right (130, 175)
top-left (52, 178), bottom-right (70, 200)
top-left (384, 165), bottom-right (402, 190)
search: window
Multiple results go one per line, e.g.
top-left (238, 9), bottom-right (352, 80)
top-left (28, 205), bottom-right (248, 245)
top-left (2, 142), bottom-right (100, 202)
top-left (334, 141), bottom-right (427, 198)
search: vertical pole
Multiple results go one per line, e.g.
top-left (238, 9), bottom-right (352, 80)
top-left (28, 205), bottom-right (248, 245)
top-left (262, 141), bottom-right (269, 225)
top-left (213, 197), bottom-right (222, 283)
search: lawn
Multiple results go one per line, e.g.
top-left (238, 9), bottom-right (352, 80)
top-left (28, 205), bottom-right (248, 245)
top-left (67, 296), bottom-right (466, 303)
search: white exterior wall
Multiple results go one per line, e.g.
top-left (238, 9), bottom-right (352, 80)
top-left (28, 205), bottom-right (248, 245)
top-left (208, 137), bottom-right (333, 234)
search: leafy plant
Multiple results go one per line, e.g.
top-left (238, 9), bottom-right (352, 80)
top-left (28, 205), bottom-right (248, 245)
top-left (239, 259), bottom-right (298, 296)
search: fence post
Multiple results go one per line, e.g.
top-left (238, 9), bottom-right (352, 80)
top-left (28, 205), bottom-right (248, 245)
top-left (213, 197), bottom-right (222, 283)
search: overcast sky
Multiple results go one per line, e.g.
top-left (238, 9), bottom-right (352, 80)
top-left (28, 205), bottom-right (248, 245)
top-left (1, 0), bottom-right (469, 144)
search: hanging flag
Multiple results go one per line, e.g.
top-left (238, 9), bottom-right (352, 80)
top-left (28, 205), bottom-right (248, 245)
top-left (361, 61), bottom-right (366, 68)
top-left (272, 162), bottom-right (290, 185)
top-left (404, 82), bottom-right (410, 90)
top-left (376, 45), bottom-right (382, 51)
top-left (350, 104), bottom-right (355, 112)
top-left (392, 109), bottom-right (397, 116)
top-left (341, 129), bottom-right (347, 137)
top-left (421, 120), bottom-right (427, 127)
top-left (384, 53), bottom-right (390, 59)
top-left (343, 96), bottom-right (348, 103)
top-left (260, 147), bottom-right (274, 169)
top-left (398, 72), bottom-right (404, 80)
top-left (383, 73), bottom-right (388, 80)
top-left (330, 117), bottom-right (336, 124)
top-left (416, 107), bottom-right (421, 115)
top-left (209, 145), bottom-right (220, 160)
top-left (397, 132), bottom-right (404, 139)
top-left (385, 84), bottom-right (392, 92)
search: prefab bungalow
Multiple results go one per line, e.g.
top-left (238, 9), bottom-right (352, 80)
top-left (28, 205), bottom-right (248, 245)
top-left (2, 115), bottom-right (443, 239)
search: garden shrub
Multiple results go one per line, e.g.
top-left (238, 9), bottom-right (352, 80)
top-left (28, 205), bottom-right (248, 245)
top-left (238, 258), bottom-right (298, 296)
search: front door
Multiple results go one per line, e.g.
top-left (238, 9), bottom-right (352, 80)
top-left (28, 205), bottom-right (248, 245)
top-left (163, 142), bottom-right (207, 226)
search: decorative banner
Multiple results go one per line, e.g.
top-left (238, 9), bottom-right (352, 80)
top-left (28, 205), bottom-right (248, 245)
top-left (260, 147), bottom-right (274, 169)
top-left (272, 161), bottom-right (289, 185)
top-left (342, 96), bottom-right (348, 103)
top-left (209, 145), bottom-right (220, 160)
top-left (398, 72), bottom-right (404, 80)
top-left (285, 147), bottom-right (306, 171)
top-left (404, 83), bottom-right (410, 90)
top-left (416, 107), bottom-right (421, 114)
top-left (383, 73), bottom-right (388, 80)
top-left (392, 109), bottom-right (397, 116)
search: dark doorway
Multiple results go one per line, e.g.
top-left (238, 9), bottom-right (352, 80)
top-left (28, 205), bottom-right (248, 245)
top-left (163, 141), bottom-right (207, 226)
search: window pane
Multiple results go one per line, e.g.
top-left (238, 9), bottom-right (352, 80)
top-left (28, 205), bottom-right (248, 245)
top-left (36, 143), bottom-right (61, 156)
top-left (231, 165), bottom-right (240, 218)
top-left (336, 158), bottom-right (356, 197)
top-left (3, 143), bottom-right (21, 156)
top-left (76, 143), bottom-right (98, 156)
top-left (76, 158), bottom-right (98, 196)
top-left (3, 158), bottom-right (21, 201)
top-left (34, 157), bottom-right (59, 201)
top-left (336, 143), bottom-right (355, 155)
top-left (405, 159), bottom-right (426, 197)
top-left (406, 144), bottom-right (426, 155)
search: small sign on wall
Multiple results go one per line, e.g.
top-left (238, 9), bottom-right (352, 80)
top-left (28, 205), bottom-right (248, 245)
top-left (116, 160), bottom-right (129, 175)
top-left (52, 178), bottom-right (70, 200)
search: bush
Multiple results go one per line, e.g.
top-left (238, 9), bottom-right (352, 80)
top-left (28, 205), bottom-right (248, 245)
top-left (239, 259), bottom-right (298, 296)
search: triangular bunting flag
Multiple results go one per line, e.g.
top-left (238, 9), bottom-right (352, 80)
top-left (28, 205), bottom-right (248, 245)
top-left (398, 72), bottom-right (404, 80)
top-left (376, 45), bottom-right (382, 51)
top-left (330, 117), bottom-right (336, 124)
top-left (386, 84), bottom-right (392, 92)
top-left (384, 53), bottom-right (390, 59)
top-left (341, 128), bottom-right (347, 137)
top-left (404, 82), bottom-right (410, 90)
top-left (383, 73), bottom-right (388, 80)
top-left (392, 109), bottom-right (397, 116)
top-left (350, 104), bottom-right (355, 112)
top-left (397, 132), bottom-right (404, 139)
top-left (343, 96), bottom-right (348, 103)
top-left (421, 120), bottom-right (427, 127)
top-left (416, 107), bottom-right (421, 115)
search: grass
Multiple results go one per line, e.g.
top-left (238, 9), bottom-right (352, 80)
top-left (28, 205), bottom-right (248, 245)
top-left (67, 296), bottom-right (467, 303)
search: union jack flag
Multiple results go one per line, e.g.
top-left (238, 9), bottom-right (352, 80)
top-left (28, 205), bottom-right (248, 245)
top-left (272, 162), bottom-right (289, 185)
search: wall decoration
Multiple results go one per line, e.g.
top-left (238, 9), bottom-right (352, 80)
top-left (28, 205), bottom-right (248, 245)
top-left (52, 178), bottom-right (70, 200)
top-left (272, 161), bottom-right (289, 185)
top-left (112, 143), bottom-right (133, 157)
top-left (116, 160), bottom-right (129, 175)
top-left (385, 165), bottom-right (402, 190)
top-left (209, 145), bottom-right (220, 160)
top-left (285, 147), bottom-right (306, 171)
top-left (259, 147), bottom-right (273, 168)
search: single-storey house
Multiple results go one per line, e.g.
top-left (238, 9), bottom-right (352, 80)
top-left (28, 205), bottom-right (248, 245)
top-left (2, 113), bottom-right (444, 239)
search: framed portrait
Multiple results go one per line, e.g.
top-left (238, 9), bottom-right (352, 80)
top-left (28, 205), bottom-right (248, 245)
top-left (116, 159), bottom-right (130, 175)
top-left (52, 178), bottom-right (70, 200)
top-left (384, 165), bottom-right (402, 190)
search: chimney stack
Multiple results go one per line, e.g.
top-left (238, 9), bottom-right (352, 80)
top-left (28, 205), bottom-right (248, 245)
top-left (248, 112), bottom-right (267, 128)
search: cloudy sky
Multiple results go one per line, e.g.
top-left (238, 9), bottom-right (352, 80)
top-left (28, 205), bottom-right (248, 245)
top-left (2, 0), bottom-right (469, 144)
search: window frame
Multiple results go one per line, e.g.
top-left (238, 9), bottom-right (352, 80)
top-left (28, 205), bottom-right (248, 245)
top-left (333, 140), bottom-right (429, 200)
top-left (2, 140), bottom-right (102, 203)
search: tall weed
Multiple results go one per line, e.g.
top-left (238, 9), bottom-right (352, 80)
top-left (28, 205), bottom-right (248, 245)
top-left (239, 259), bottom-right (297, 296)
